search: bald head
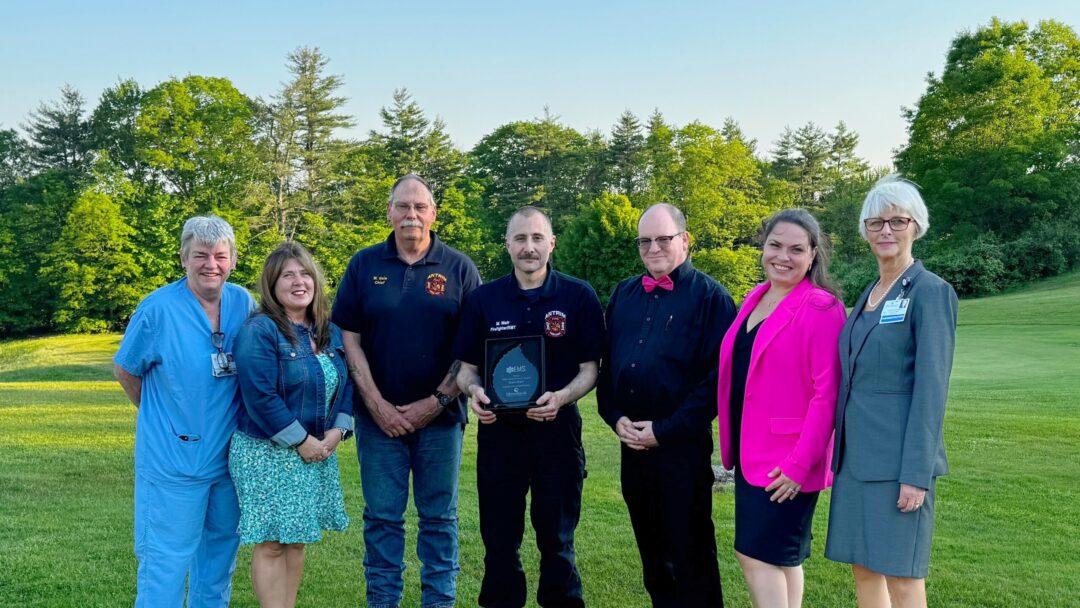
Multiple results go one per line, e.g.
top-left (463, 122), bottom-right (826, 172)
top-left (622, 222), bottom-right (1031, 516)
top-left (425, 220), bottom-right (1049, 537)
top-left (638, 203), bottom-right (686, 232)
top-left (637, 203), bottom-right (689, 278)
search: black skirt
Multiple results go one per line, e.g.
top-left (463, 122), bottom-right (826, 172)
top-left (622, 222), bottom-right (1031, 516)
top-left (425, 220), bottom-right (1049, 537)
top-left (734, 468), bottom-right (820, 566)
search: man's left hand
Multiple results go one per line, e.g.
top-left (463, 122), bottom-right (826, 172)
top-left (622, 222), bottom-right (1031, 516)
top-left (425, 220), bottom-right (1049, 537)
top-left (630, 420), bottom-right (659, 448)
top-left (395, 396), bottom-right (444, 430)
top-left (526, 390), bottom-right (567, 422)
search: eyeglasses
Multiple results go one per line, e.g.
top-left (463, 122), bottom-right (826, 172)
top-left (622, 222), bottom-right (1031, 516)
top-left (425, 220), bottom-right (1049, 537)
top-left (392, 202), bottom-right (433, 214)
top-left (210, 331), bottom-right (228, 368)
top-left (635, 232), bottom-right (685, 251)
top-left (863, 217), bottom-right (915, 232)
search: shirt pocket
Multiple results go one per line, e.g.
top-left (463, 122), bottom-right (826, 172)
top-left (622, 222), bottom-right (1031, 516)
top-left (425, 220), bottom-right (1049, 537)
top-left (278, 343), bottom-right (308, 388)
top-left (659, 317), bottom-right (702, 362)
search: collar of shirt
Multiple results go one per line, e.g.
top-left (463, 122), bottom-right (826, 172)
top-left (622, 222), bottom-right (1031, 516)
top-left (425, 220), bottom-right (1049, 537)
top-left (639, 258), bottom-right (693, 291)
top-left (379, 230), bottom-right (446, 265)
top-left (507, 264), bottom-right (560, 302)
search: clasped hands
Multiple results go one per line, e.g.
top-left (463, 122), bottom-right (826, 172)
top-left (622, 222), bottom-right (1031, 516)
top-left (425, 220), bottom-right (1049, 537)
top-left (297, 429), bottom-right (345, 464)
top-left (369, 394), bottom-right (443, 437)
top-left (615, 416), bottom-right (659, 450)
top-left (466, 384), bottom-right (568, 424)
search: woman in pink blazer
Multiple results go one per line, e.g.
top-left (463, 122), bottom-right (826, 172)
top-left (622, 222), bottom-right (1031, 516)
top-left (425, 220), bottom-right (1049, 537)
top-left (717, 209), bottom-right (846, 608)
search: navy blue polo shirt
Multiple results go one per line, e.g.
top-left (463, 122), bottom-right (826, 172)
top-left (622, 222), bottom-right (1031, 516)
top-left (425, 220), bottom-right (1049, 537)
top-left (332, 231), bottom-right (481, 425)
top-left (596, 259), bottom-right (736, 444)
top-left (453, 267), bottom-right (605, 405)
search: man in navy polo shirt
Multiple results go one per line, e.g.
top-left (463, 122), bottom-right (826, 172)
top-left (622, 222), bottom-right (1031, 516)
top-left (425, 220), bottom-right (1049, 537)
top-left (332, 174), bottom-right (481, 608)
top-left (454, 206), bottom-right (604, 608)
top-left (598, 203), bottom-right (736, 607)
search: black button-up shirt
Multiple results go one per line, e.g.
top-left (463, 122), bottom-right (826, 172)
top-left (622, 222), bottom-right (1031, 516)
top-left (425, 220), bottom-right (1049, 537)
top-left (332, 231), bottom-right (481, 424)
top-left (597, 259), bottom-right (736, 444)
top-left (453, 267), bottom-right (605, 400)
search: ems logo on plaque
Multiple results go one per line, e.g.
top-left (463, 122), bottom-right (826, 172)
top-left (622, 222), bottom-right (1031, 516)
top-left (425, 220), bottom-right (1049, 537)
top-left (484, 335), bottom-right (546, 410)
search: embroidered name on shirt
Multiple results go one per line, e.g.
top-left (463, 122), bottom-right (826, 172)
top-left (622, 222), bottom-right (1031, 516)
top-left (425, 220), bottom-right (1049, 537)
top-left (373, 275), bottom-right (388, 285)
top-left (490, 320), bottom-right (517, 332)
top-left (545, 310), bottom-right (567, 338)
top-left (426, 273), bottom-right (447, 296)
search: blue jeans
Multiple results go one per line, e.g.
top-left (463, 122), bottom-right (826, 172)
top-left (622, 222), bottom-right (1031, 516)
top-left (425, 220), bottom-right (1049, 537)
top-left (356, 414), bottom-right (464, 608)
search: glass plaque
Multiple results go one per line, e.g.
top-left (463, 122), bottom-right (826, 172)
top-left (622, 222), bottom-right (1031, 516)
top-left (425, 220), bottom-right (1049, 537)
top-left (484, 335), bottom-right (545, 410)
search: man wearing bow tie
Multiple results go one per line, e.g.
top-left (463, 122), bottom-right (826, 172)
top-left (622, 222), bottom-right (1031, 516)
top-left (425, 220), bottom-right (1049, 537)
top-left (597, 203), bottom-right (736, 607)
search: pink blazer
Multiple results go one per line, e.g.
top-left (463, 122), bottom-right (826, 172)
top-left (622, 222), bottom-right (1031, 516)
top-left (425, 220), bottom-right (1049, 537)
top-left (717, 279), bottom-right (846, 491)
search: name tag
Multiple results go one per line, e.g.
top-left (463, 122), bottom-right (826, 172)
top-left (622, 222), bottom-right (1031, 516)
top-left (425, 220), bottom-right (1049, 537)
top-left (211, 352), bottom-right (238, 377)
top-left (879, 298), bottom-right (909, 324)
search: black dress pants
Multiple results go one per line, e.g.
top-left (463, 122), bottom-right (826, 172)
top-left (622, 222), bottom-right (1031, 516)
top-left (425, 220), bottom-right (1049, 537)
top-left (620, 433), bottom-right (723, 607)
top-left (476, 406), bottom-right (586, 608)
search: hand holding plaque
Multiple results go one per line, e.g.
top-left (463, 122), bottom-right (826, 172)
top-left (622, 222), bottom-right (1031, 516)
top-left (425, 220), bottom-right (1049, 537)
top-left (484, 336), bottom-right (546, 410)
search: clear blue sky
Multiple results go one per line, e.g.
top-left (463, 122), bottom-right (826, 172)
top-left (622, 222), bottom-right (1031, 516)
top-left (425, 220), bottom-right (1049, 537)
top-left (3, 1), bottom-right (1079, 167)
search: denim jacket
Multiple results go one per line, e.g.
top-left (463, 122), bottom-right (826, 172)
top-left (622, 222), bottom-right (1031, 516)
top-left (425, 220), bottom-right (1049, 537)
top-left (234, 314), bottom-right (354, 447)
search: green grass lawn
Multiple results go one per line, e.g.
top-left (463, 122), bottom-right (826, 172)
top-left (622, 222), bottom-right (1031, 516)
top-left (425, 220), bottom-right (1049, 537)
top-left (1, 272), bottom-right (1078, 607)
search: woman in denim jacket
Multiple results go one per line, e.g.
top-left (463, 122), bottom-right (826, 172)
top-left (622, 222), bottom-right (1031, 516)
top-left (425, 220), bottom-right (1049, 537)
top-left (231, 242), bottom-right (353, 608)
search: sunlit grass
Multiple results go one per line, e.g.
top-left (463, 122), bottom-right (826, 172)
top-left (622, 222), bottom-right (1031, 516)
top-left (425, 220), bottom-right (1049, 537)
top-left (1, 272), bottom-right (1077, 606)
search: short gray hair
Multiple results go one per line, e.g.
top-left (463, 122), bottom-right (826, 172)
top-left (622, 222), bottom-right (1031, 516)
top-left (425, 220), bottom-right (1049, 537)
top-left (180, 215), bottom-right (237, 260)
top-left (388, 173), bottom-right (435, 206)
top-left (859, 174), bottom-right (930, 240)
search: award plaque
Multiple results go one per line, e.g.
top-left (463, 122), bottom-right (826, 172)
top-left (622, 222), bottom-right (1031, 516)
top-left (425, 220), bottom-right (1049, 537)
top-left (484, 335), bottom-right (545, 410)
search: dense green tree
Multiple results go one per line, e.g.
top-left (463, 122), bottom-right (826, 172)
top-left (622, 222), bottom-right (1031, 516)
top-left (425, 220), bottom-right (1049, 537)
top-left (0, 171), bottom-right (79, 334)
top-left (721, 117), bottom-right (758, 155)
top-left (642, 109), bottom-right (677, 202)
top-left (897, 18), bottom-right (1080, 239)
top-left (24, 85), bottom-right (92, 175)
top-left (0, 129), bottom-right (32, 188)
top-left (558, 193), bottom-right (641, 303)
top-left (771, 122), bottom-right (868, 209)
top-left (369, 89), bottom-right (466, 199)
top-left (606, 110), bottom-right (646, 197)
top-left (88, 80), bottom-right (145, 178)
top-left (136, 75), bottom-right (261, 214)
top-left (286, 47), bottom-right (354, 218)
top-left (470, 112), bottom-right (604, 228)
top-left (40, 181), bottom-right (141, 332)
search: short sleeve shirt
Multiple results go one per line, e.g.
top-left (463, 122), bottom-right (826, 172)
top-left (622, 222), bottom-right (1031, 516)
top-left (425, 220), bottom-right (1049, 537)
top-left (114, 279), bottom-right (255, 481)
top-left (453, 268), bottom-right (605, 398)
top-left (332, 232), bottom-right (481, 424)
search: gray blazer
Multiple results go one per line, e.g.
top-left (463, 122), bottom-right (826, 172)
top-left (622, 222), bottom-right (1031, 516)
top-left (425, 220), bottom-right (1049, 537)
top-left (832, 261), bottom-right (958, 490)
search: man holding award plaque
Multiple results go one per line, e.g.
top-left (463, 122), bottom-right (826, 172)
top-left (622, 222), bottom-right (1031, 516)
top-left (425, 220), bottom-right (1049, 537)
top-left (455, 206), bottom-right (605, 608)
top-left (597, 203), bottom-right (737, 607)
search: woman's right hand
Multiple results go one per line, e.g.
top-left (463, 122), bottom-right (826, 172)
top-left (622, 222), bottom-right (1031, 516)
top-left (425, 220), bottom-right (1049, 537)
top-left (297, 435), bottom-right (329, 463)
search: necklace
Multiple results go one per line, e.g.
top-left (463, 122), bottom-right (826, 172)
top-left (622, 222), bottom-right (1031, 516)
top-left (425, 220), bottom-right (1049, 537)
top-left (867, 260), bottom-right (914, 309)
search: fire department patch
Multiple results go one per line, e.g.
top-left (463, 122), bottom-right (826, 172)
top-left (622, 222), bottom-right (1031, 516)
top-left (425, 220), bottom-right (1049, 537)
top-left (544, 310), bottom-right (567, 338)
top-left (425, 273), bottom-right (447, 296)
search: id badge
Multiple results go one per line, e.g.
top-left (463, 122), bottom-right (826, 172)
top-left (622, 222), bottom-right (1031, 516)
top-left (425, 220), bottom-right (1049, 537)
top-left (211, 352), bottom-right (238, 377)
top-left (879, 298), bottom-right (910, 324)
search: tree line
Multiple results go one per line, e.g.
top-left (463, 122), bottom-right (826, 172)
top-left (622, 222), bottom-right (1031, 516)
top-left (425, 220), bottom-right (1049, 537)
top-left (1, 17), bottom-right (1078, 335)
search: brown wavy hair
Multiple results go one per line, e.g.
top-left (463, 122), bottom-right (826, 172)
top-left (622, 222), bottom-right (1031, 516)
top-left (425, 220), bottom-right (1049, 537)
top-left (255, 242), bottom-right (331, 351)
top-left (757, 208), bottom-right (842, 300)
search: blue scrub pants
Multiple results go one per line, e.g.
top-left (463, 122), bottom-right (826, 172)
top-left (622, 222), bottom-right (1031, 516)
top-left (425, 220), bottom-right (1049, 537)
top-left (134, 473), bottom-right (241, 608)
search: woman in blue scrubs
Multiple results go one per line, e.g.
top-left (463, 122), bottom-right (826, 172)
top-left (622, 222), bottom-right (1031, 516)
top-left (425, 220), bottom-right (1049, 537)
top-left (114, 215), bottom-right (255, 608)
top-left (232, 242), bottom-right (353, 608)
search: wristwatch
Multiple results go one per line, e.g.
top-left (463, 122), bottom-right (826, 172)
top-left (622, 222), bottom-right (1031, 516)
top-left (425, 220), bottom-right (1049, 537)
top-left (433, 391), bottom-right (454, 408)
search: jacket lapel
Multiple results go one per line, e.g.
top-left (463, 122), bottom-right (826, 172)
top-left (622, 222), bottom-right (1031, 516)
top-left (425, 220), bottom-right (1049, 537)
top-left (749, 279), bottom-right (811, 373)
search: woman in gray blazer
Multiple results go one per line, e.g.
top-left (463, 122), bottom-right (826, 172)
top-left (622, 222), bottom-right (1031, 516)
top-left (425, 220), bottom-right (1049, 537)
top-left (825, 175), bottom-right (958, 608)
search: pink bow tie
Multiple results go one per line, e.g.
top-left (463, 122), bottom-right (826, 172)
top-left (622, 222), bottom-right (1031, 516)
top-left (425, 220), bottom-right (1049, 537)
top-left (642, 274), bottom-right (674, 293)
